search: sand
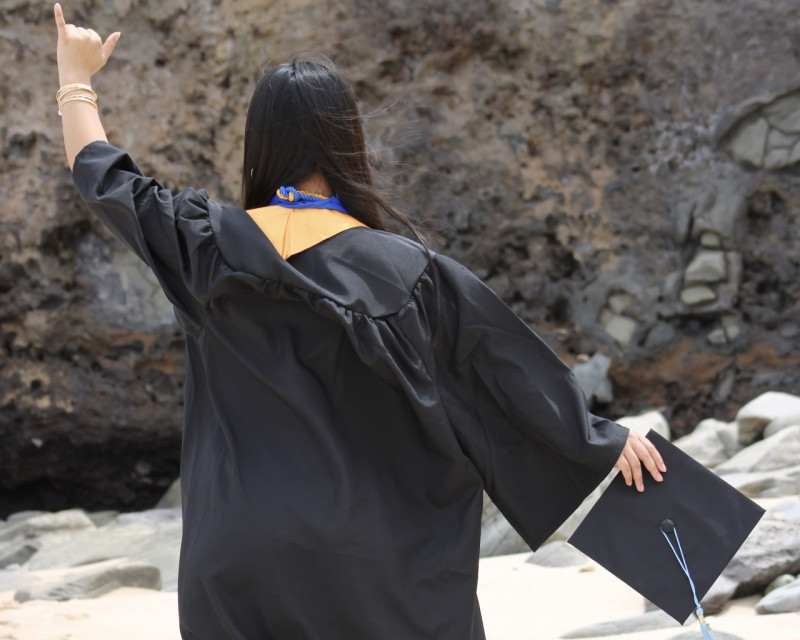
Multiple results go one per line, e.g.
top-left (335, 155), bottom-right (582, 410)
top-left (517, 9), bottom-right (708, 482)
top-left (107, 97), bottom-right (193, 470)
top-left (0, 554), bottom-right (796, 639)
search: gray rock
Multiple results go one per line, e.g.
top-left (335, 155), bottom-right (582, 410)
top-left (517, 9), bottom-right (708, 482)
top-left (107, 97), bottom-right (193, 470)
top-left (480, 497), bottom-right (528, 557)
top-left (726, 116), bottom-right (769, 166)
top-left (716, 422), bottom-right (744, 458)
top-left (707, 328), bottom-right (727, 345)
top-left (766, 127), bottom-right (798, 149)
top-left (572, 353), bottom-right (614, 406)
top-left (702, 516), bottom-right (800, 614)
top-left (736, 391), bottom-right (800, 445)
top-left (116, 507), bottom-right (182, 526)
top-left (702, 574), bottom-right (739, 615)
top-left (560, 610), bottom-right (684, 638)
top-left (27, 510), bottom-right (182, 591)
top-left (755, 575), bottom-right (800, 614)
top-left (606, 292), bottom-right (633, 315)
top-left (720, 464), bottom-right (800, 498)
top-left (765, 574), bottom-right (797, 594)
top-left (764, 412), bottom-right (800, 438)
top-left (763, 91), bottom-right (800, 133)
top-left (6, 511), bottom-right (49, 524)
top-left (617, 410), bottom-right (671, 440)
top-left (548, 472), bottom-right (616, 543)
top-left (715, 425), bottom-right (800, 474)
top-left (764, 147), bottom-right (791, 170)
top-left (668, 632), bottom-right (744, 640)
top-left (87, 510), bottom-right (119, 528)
top-left (699, 231), bottom-right (721, 248)
top-left (766, 499), bottom-right (800, 523)
top-left (526, 541), bottom-right (589, 568)
top-left (14, 559), bottom-right (161, 602)
top-left (602, 313), bottom-right (638, 347)
top-left (155, 478), bottom-right (182, 509)
top-left (0, 539), bottom-right (41, 569)
top-left (673, 419), bottom-right (730, 468)
top-left (685, 250), bottom-right (727, 285)
top-left (0, 509), bottom-right (95, 543)
top-left (722, 314), bottom-right (741, 342)
top-left (680, 285), bottom-right (716, 306)
top-left (698, 183), bottom-right (748, 242)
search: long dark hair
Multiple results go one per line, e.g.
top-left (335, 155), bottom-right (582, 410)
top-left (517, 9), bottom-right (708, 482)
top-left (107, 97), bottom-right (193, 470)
top-left (242, 56), bottom-right (426, 244)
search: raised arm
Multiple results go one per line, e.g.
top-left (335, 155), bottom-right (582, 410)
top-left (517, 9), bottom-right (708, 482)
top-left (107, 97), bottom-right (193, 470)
top-left (54, 3), bottom-right (120, 169)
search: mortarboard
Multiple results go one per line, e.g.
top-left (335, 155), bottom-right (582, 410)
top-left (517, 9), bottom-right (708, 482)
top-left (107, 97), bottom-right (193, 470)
top-left (568, 430), bottom-right (765, 636)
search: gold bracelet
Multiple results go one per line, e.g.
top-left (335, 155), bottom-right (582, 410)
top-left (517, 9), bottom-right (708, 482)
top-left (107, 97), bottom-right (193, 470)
top-left (57, 94), bottom-right (99, 116)
top-left (56, 83), bottom-right (97, 102)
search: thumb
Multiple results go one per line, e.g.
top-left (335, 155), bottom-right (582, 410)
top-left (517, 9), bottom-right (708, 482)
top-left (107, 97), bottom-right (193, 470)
top-left (102, 31), bottom-right (121, 60)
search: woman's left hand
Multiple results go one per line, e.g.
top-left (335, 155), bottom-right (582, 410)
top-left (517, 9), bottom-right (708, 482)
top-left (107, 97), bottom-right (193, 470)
top-left (55, 3), bottom-right (120, 86)
top-left (614, 429), bottom-right (667, 492)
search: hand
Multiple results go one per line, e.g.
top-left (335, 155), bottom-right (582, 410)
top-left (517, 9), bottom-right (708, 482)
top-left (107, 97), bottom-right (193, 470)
top-left (54, 3), bottom-right (120, 86)
top-left (614, 429), bottom-right (667, 492)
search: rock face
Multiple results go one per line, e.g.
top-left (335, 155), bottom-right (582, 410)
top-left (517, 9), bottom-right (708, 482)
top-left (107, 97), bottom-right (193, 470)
top-left (3, 0), bottom-right (800, 512)
top-left (701, 500), bottom-right (800, 614)
top-left (0, 506), bottom-right (179, 599)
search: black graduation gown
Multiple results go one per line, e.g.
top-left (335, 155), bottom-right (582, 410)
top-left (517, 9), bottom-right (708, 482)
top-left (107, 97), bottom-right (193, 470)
top-left (72, 141), bottom-right (628, 640)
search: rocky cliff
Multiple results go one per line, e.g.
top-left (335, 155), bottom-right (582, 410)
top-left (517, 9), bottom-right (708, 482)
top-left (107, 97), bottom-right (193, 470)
top-left (2, 0), bottom-right (799, 515)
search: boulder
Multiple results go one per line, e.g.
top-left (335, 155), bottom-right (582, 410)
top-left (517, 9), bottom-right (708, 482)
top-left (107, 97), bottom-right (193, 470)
top-left (719, 464), bottom-right (800, 498)
top-left (560, 610), bottom-right (684, 638)
top-left (572, 353), bottom-right (614, 406)
top-left (616, 410), bottom-right (671, 440)
top-left (27, 508), bottom-right (182, 591)
top-left (701, 502), bottom-right (800, 614)
top-left (764, 412), bottom-right (800, 438)
top-left (547, 472), bottom-right (616, 543)
top-left (765, 573), bottom-right (796, 594)
top-left (673, 419), bottom-right (730, 468)
top-left (755, 575), bottom-right (800, 614)
top-left (668, 632), bottom-right (744, 640)
top-left (715, 425), bottom-right (800, 474)
top-left (685, 250), bottom-right (727, 285)
top-left (0, 509), bottom-right (95, 543)
top-left (480, 496), bottom-right (527, 557)
top-left (0, 539), bottom-right (40, 569)
top-left (13, 559), bottom-right (161, 602)
top-left (736, 392), bottom-right (800, 445)
top-left (716, 421), bottom-right (745, 459)
top-left (767, 499), bottom-right (800, 522)
top-left (155, 478), bottom-right (182, 509)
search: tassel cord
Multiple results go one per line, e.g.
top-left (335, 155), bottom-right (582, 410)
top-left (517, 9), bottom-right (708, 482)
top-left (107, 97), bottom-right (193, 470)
top-left (661, 527), bottom-right (715, 640)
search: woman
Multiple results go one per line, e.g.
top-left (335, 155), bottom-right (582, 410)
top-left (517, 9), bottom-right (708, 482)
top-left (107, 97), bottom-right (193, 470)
top-left (54, 4), bottom-right (665, 638)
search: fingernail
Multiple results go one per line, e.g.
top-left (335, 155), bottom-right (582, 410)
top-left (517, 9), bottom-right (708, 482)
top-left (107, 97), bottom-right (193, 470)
top-left (660, 463), bottom-right (667, 472)
top-left (656, 473), bottom-right (663, 482)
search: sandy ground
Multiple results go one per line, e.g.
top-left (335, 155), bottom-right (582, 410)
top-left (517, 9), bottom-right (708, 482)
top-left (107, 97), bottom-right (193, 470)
top-left (0, 554), bottom-right (796, 640)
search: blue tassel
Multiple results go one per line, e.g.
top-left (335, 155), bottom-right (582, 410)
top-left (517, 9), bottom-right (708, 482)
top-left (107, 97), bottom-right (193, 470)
top-left (660, 521), bottom-right (715, 640)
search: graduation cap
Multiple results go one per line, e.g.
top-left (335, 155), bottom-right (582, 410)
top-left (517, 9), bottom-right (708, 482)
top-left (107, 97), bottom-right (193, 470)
top-left (569, 430), bottom-right (765, 637)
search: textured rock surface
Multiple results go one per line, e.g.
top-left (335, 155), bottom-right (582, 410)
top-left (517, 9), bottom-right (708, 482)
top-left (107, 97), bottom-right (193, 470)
top-left (672, 418), bottom-right (731, 468)
top-left (715, 426), bottom-right (800, 474)
top-left (701, 500), bottom-right (800, 614)
top-left (736, 391), bottom-right (800, 444)
top-left (560, 610), bottom-right (684, 638)
top-left (3, 0), bottom-right (800, 512)
top-left (755, 576), bottom-right (800, 614)
top-left (13, 559), bottom-right (162, 602)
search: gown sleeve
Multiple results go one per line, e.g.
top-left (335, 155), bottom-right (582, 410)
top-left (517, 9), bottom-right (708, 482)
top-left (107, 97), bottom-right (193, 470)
top-left (431, 254), bottom-right (629, 549)
top-left (71, 141), bottom-right (220, 332)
